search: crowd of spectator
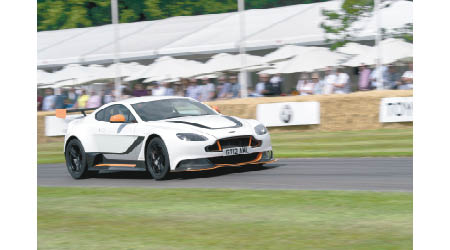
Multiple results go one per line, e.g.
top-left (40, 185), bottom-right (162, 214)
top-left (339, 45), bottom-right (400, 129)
top-left (37, 62), bottom-right (413, 111)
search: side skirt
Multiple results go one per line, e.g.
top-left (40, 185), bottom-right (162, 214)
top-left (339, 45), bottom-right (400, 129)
top-left (86, 152), bottom-right (146, 171)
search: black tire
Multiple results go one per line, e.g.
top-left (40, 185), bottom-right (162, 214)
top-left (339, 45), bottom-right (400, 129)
top-left (65, 138), bottom-right (92, 179)
top-left (145, 137), bottom-right (171, 180)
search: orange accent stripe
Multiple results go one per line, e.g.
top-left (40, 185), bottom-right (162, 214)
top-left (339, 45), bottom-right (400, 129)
top-left (217, 152), bottom-right (263, 166)
top-left (248, 137), bottom-right (252, 147)
top-left (94, 164), bottom-right (136, 167)
top-left (217, 141), bottom-right (222, 151)
top-left (184, 158), bottom-right (277, 172)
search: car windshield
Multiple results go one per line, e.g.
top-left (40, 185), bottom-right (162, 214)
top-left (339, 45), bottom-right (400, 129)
top-left (131, 98), bottom-right (217, 121)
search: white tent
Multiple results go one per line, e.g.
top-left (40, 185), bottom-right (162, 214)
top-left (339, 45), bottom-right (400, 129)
top-left (342, 38), bottom-right (413, 66)
top-left (203, 53), bottom-right (263, 73)
top-left (125, 56), bottom-right (204, 82)
top-left (261, 47), bottom-right (347, 73)
top-left (37, 0), bottom-right (412, 68)
top-left (262, 45), bottom-right (314, 63)
top-left (336, 42), bottom-right (372, 55)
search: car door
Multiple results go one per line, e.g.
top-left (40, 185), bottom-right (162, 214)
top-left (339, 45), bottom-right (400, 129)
top-left (95, 104), bottom-right (140, 157)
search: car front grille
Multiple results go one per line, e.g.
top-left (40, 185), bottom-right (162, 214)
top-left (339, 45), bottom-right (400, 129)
top-left (205, 136), bottom-right (261, 152)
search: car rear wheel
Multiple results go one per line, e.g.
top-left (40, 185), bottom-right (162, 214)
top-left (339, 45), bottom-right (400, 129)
top-left (65, 138), bottom-right (92, 179)
top-left (146, 137), bottom-right (170, 180)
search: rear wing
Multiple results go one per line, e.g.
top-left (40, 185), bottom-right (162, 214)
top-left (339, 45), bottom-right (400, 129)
top-left (55, 108), bottom-right (97, 119)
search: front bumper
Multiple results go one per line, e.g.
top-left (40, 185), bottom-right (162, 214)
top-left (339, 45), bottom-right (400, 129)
top-left (173, 150), bottom-right (276, 172)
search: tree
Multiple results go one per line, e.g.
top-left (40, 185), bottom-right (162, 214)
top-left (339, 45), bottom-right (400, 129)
top-left (320, 0), bottom-right (412, 50)
top-left (37, 0), bottom-right (331, 32)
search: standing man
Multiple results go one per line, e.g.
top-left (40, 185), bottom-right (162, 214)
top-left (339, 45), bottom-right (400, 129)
top-left (267, 73), bottom-right (283, 96)
top-left (42, 88), bottom-right (56, 111)
top-left (132, 83), bottom-right (148, 97)
top-left (398, 62), bottom-right (413, 90)
top-left (334, 68), bottom-right (350, 94)
top-left (385, 65), bottom-right (402, 89)
top-left (217, 76), bottom-right (232, 99)
top-left (370, 65), bottom-right (388, 90)
top-left (229, 75), bottom-right (241, 98)
top-left (75, 89), bottom-right (90, 108)
top-left (322, 67), bottom-right (337, 95)
top-left (199, 77), bottom-right (216, 101)
top-left (186, 78), bottom-right (200, 100)
top-left (358, 64), bottom-right (371, 91)
top-left (255, 73), bottom-right (268, 96)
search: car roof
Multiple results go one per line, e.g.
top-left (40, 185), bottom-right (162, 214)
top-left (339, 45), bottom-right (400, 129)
top-left (110, 96), bottom-right (193, 105)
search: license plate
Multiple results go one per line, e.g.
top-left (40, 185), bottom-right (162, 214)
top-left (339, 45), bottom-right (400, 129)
top-left (224, 147), bottom-right (250, 156)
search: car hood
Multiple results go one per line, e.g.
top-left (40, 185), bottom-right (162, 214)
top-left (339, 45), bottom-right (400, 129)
top-left (144, 115), bottom-right (255, 139)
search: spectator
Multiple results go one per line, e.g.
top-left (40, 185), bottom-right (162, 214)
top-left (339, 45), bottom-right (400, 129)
top-left (102, 87), bottom-right (115, 104)
top-left (133, 83), bottom-right (148, 97)
top-left (54, 88), bottom-right (67, 109)
top-left (370, 65), bottom-right (388, 89)
top-left (186, 78), bottom-right (201, 100)
top-left (229, 75), bottom-right (241, 98)
top-left (217, 76), bottom-right (232, 99)
top-left (86, 90), bottom-right (102, 108)
top-left (173, 83), bottom-right (185, 96)
top-left (199, 77), bottom-right (216, 101)
top-left (399, 62), bottom-right (413, 90)
top-left (152, 82), bottom-right (174, 96)
top-left (120, 87), bottom-right (133, 100)
top-left (179, 78), bottom-right (190, 96)
top-left (76, 90), bottom-right (90, 108)
top-left (41, 88), bottom-right (56, 111)
top-left (270, 74), bottom-right (283, 86)
top-left (65, 88), bottom-right (78, 108)
top-left (248, 87), bottom-right (262, 97)
top-left (37, 94), bottom-right (43, 111)
top-left (358, 64), bottom-right (371, 91)
top-left (311, 72), bottom-right (323, 95)
top-left (265, 74), bottom-right (283, 96)
top-left (255, 74), bottom-right (268, 95)
top-left (296, 73), bottom-right (312, 95)
top-left (322, 67), bottom-right (337, 95)
top-left (334, 68), bottom-right (350, 94)
top-left (385, 65), bottom-right (402, 89)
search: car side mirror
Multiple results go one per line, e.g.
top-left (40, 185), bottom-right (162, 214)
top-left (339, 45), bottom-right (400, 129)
top-left (110, 114), bottom-right (126, 123)
top-left (211, 105), bottom-right (221, 113)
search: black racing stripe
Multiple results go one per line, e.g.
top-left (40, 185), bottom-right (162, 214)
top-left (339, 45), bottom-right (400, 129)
top-left (223, 116), bottom-right (243, 127)
top-left (167, 116), bottom-right (243, 129)
top-left (168, 121), bottom-right (211, 129)
top-left (122, 136), bottom-right (145, 154)
top-left (95, 136), bottom-right (145, 155)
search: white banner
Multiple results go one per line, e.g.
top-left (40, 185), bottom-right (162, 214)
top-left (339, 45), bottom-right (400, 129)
top-left (45, 115), bottom-right (83, 136)
top-left (256, 102), bottom-right (320, 127)
top-left (379, 97), bottom-right (413, 123)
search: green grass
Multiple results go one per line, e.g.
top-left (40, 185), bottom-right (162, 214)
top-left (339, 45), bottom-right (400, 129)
top-left (37, 128), bottom-right (412, 164)
top-left (38, 187), bottom-right (412, 250)
top-left (271, 128), bottom-right (412, 158)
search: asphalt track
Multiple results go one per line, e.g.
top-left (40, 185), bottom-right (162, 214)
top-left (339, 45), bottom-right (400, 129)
top-left (38, 157), bottom-right (412, 191)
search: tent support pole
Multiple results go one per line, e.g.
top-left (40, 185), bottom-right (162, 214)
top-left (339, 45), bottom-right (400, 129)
top-left (375, 0), bottom-right (383, 90)
top-left (238, 0), bottom-right (248, 98)
top-left (111, 0), bottom-right (122, 99)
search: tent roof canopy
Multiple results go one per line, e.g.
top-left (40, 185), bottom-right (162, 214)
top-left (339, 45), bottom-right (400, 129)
top-left (37, 0), bottom-right (412, 69)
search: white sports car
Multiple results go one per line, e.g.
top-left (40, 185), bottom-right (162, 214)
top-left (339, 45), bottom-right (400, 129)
top-left (59, 96), bottom-right (275, 180)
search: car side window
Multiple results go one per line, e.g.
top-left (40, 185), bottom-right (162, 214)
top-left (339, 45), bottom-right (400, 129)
top-left (95, 109), bottom-right (105, 121)
top-left (103, 104), bottom-right (137, 123)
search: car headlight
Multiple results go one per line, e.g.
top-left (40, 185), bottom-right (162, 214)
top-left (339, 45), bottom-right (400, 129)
top-left (176, 133), bottom-right (208, 141)
top-left (254, 124), bottom-right (268, 135)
